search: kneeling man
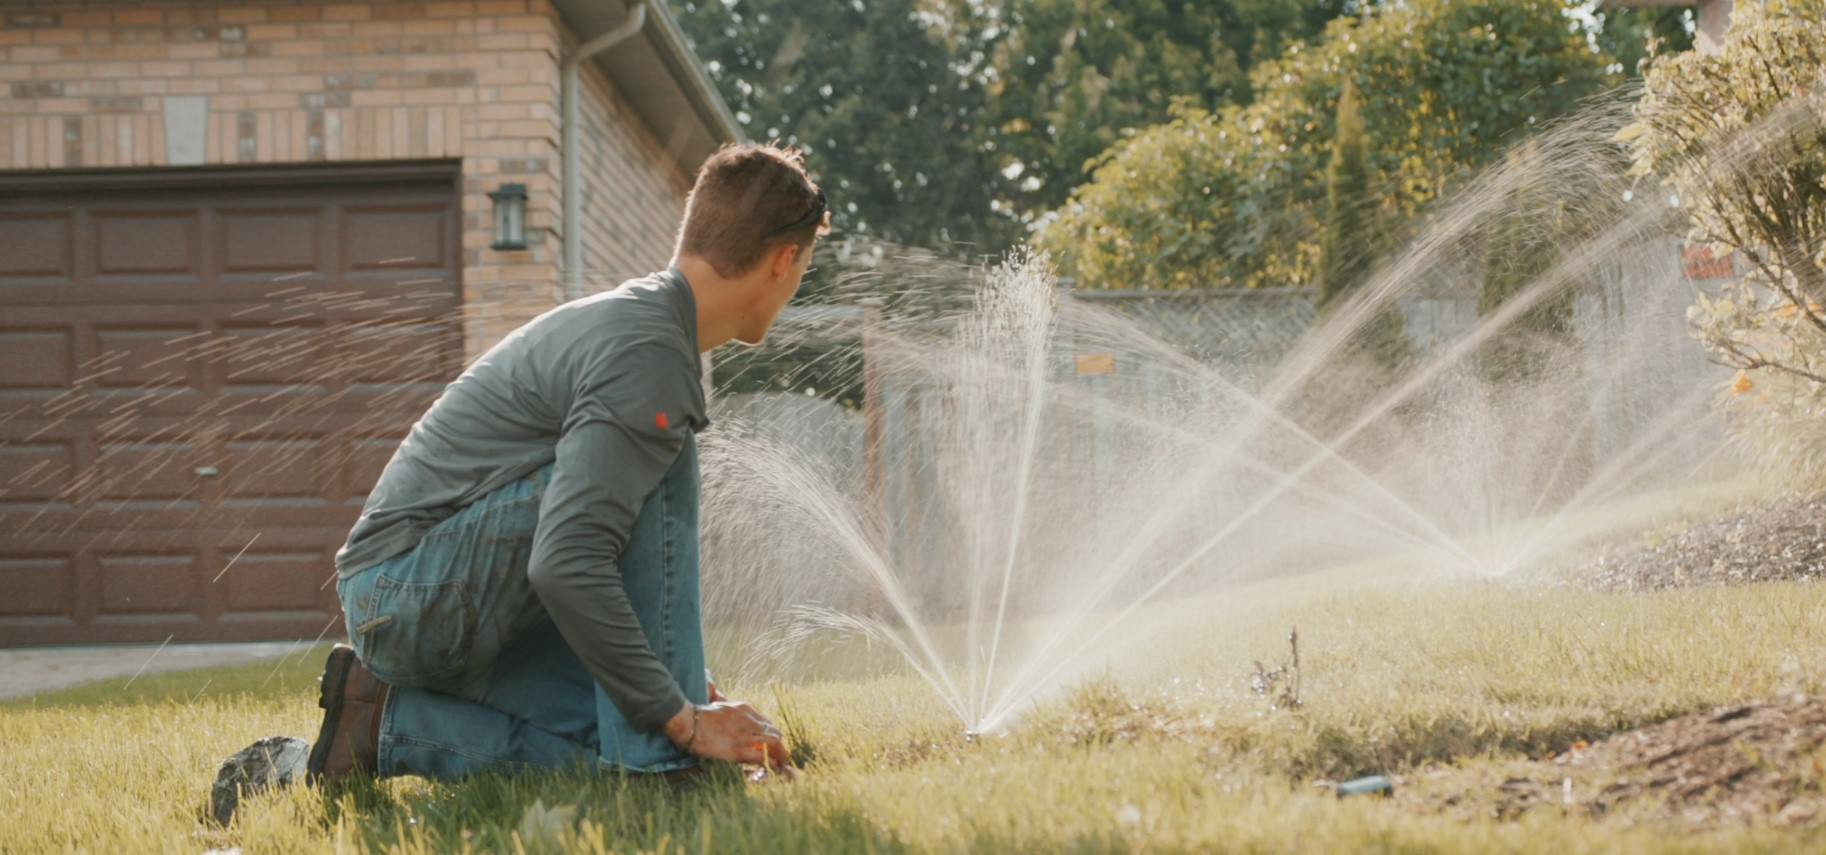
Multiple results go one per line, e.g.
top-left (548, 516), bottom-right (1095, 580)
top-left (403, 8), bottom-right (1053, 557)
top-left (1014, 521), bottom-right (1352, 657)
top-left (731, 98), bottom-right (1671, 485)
top-left (212, 143), bottom-right (825, 822)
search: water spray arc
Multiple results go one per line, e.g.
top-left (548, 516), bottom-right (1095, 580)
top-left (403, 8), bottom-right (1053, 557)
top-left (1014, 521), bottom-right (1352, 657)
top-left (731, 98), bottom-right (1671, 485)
top-left (692, 92), bottom-right (1823, 736)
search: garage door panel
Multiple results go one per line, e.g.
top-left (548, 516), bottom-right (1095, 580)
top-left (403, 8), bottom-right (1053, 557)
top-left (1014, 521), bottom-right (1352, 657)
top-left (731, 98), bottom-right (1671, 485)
top-left (93, 211), bottom-right (201, 276)
top-left (0, 291), bottom-right (452, 314)
top-left (4, 409), bottom-right (407, 446)
top-left (7, 503), bottom-right (363, 549)
top-left (222, 435), bottom-right (330, 503)
top-left (209, 510), bottom-right (365, 536)
top-left (92, 437), bottom-right (199, 503)
top-left (95, 552), bottom-right (200, 617)
top-left (0, 508), bottom-right (66, 542)
top-left (212, 529), bottom-right (343, 621)
top-left (221, 323), bottom-right (328, 390)
top-left (0, 213), bottom-right (75, 281)
top-left (0, 526), bottom-right (346, 644)
top-left (344, 206), bottom-right (448, 271)
top-left (346, 321), bottom-right (462, 385)
top-left (0, 328), bottom-right (76, 390)
top-left (221, 549), bottom-right (333, 614)
top-left (324, 391), bottom-right (442, 435)
top-left (0, 167), bottom-right (457, 645)
top-left (0, 441), bottom-right (75, 505)
top-left (93, 325), bottom-right (208, 392)
top-left (220, 209), bottom-right (322, 275)
top-left (344, 434), bottom-right (404, 500)
top-left (0, 555), bottom-right (75, 618)
top-left (8, 616), bottom-right (339, 645)
top-left (87, 387), bottom-right (208, 421)
top-left (4, 412), bottom-right (188, 444)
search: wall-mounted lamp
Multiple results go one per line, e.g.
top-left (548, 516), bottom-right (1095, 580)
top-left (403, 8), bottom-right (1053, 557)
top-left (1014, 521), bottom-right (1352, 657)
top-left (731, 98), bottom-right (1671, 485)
top-left (488, 183), bottom-right (528, 250)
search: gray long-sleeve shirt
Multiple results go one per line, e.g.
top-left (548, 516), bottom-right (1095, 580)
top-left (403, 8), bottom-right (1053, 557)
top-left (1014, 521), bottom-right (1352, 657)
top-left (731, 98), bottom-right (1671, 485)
top-left (336, 269), bottom-right (707, 732)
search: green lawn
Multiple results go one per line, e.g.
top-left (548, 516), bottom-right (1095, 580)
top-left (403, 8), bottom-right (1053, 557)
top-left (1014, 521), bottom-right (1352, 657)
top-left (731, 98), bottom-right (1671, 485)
top-left (9, 574), bottom-right (1826, 853)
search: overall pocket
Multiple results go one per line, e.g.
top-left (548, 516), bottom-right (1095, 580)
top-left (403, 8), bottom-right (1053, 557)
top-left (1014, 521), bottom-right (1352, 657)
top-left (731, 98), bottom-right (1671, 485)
top-left (353, 575), bottom-right (477, 686)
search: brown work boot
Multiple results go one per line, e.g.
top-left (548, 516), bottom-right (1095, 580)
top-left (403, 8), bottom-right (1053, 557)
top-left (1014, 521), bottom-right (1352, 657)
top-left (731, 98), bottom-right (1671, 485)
top-left (305, 643), bottom-right (388, 786)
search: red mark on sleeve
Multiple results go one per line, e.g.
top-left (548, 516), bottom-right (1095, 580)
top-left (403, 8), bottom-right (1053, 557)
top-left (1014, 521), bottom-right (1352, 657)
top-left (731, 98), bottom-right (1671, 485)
top-left (654, 412), bottom-right (670, 431)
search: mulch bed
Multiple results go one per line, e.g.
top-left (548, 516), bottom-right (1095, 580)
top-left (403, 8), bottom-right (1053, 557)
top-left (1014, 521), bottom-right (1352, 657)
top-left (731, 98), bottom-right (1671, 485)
top-left (1457, 696), bottom-right (1826, 829)
top-left (1428, 497), bottom-right (1826, 827)
top-left (1587, 494), bottom-right (1826, 592)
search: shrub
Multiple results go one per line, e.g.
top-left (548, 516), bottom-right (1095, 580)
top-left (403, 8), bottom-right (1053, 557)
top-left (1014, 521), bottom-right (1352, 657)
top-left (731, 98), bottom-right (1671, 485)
top-left (1622, 0), bottom-right (1826, 490)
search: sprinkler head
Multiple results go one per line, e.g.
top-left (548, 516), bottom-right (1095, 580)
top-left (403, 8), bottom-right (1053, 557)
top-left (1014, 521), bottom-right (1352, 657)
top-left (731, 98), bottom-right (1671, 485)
top-left (963, 729), bottom-right (979, 743)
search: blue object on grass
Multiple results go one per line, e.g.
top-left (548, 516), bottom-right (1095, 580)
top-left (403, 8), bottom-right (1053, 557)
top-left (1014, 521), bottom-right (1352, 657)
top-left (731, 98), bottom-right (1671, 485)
top-left (1336, 775), bottom-right (1394, 798)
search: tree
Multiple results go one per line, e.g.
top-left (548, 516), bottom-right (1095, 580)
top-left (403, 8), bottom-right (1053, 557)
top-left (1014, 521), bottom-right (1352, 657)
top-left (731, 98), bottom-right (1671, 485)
top-left (1476, 139), bottom-right (1578, 385)
top-left (980, 0), bottom-right (1357, 222)
top-left (1590, 3), bottom-right (1695, 78)
top-left (1622, 0), bottom-right (1826, 487)
top-left (671, 0), bottom-right (1012, 253)
top-left (1318, 79), bottom-right (1409, 376)
top-left (673, 0), bottom-right (1362, 258)
top-left (1037, 0), bottom-right (1619, 291)
top-left (1317, 80), bottom-right (1372, 309)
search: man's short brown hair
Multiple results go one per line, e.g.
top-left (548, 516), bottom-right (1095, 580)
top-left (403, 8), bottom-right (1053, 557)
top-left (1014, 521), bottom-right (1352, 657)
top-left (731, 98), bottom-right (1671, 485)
top-left (676, 143), bottom-right (829, 277)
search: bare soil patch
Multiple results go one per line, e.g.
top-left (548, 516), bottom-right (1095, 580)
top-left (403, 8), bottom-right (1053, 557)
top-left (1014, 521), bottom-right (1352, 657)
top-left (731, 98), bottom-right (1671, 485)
top-left (1589, 494), bottom-right (1826, 592)
top-left (1422, 696), bottom-right (1826, 830)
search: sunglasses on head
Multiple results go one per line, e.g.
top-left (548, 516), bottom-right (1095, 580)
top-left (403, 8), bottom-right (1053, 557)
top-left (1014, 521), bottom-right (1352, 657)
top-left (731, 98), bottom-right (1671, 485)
top-left (763, 189), bottom-right (827, 239)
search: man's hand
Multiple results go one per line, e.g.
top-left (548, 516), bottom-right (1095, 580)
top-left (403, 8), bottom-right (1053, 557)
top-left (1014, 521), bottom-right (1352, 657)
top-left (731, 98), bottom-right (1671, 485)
top-left (663, 700), bottom-right (793, 771)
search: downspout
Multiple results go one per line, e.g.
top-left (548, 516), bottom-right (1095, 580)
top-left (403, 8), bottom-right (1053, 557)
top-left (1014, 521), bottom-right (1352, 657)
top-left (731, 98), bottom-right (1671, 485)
top-left (561, 0), bottom-right (648, 302)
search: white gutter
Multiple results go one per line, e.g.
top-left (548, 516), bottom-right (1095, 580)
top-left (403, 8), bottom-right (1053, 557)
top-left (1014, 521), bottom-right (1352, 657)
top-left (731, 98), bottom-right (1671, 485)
top-left (561, 0), bottom-right (648, 302)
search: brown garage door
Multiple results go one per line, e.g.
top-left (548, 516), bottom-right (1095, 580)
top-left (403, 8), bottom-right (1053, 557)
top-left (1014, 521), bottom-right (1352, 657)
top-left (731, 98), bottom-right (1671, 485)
top-left (0, 163), bottom-right (462, 646)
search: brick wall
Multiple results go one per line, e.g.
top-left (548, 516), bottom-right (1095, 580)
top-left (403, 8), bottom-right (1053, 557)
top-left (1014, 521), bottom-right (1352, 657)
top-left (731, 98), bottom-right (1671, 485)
top-left (571, 50), bottom-right (693, 293)
top-left (0, 0), bottom-right (695, 355)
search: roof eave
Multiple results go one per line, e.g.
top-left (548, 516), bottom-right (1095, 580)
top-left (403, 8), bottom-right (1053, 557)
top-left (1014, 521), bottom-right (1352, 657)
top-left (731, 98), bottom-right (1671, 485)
top-left (642, 0), bottom-right (746, 146)
top-left (548, 0), bottom-right (747, 179)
